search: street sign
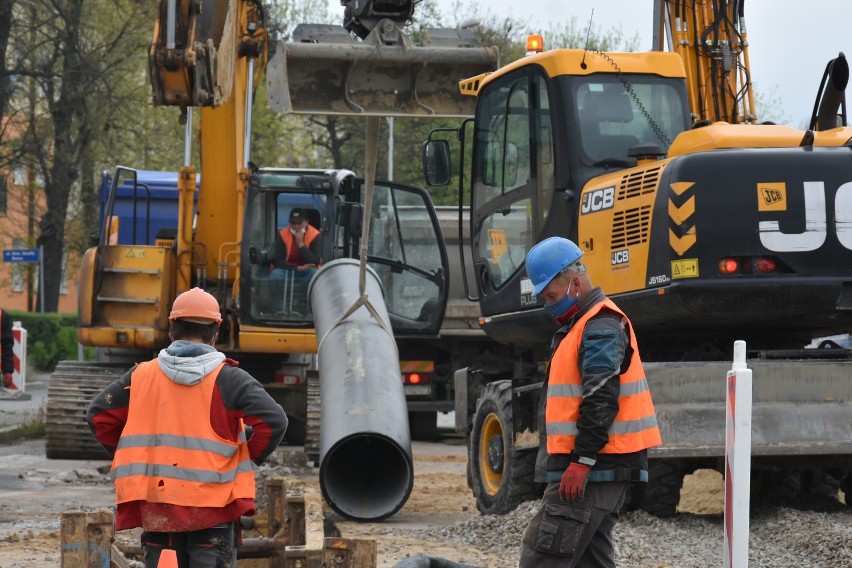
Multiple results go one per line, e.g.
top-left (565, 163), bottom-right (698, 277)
top-left (3, 249), bottom-right (40, 263)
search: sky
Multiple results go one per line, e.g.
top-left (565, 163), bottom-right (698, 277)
top-left (323, 0), bottom-right (852, 128)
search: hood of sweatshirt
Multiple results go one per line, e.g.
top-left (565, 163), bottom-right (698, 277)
top-left (157, 340), bottom-right (226, 386)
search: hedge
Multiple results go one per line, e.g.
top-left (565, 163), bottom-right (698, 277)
top-left (5, 310), bottom-right (94, 372)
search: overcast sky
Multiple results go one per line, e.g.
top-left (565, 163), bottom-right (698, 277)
top-left (323, 0), bottom-right (852, 128)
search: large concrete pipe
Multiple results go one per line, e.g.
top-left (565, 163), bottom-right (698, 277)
top-left (307, 258), bottom-right (413, 521)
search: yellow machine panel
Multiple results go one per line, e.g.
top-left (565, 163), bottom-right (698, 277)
top-left (78, 245), bottom-right (175, 349)
top-left (577, 163), bottom-right (668, 295)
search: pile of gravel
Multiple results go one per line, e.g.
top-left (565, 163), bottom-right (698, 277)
top-left (389, 501), bottom-right (852, 567)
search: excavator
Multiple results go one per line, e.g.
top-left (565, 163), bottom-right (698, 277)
top-left (45, 0), bottom-right (497, 521)
top-left (423, 0), bottom-right (852, 516)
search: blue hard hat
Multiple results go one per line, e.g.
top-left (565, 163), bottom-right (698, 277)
top-left (526, 237), bottom-right (583, 295)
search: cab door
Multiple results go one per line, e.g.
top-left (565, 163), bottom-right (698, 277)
top-left (469, 69), bottom-right (557, 318)
top-left (354, 179), bottom-right (448, 336)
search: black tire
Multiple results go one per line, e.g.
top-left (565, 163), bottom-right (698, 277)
top-left (632, 459), bottom-right (685, 517)
top-left (469, 380), bottom-right (538, 515)
top-left (755, 469), bottom-right (801, 507)
top-left (408, 411), bottom-right (438, 441)
top-left (801, 469), bottom-right (842, 501)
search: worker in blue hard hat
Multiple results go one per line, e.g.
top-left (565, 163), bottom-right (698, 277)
top-left (519, 237), bottom-right (662, 568)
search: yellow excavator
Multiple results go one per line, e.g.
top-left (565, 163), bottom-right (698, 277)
top-left (45, 0), bottom-right (497, 521)
top-left (423, 0), bottom-right (852, 516)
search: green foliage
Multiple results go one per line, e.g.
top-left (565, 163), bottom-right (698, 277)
top-left (5, 310), bottom-right (93, 372)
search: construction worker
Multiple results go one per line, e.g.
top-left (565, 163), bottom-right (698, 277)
top-left (86, 288), bottom-right (288, 568)
top-left (0, 308), bottom-right (16, 391)
top-left (518, 237), bottom-right (662, 568)
top-left (269, 207), bottom-right (322, 283)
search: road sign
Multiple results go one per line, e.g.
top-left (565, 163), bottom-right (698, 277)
top-left (3, 249), bottom-right (40, 263)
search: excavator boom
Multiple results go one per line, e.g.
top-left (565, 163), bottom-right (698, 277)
top-left (656, 0), bottom-right (756, 124)
top-left (149, 0), bottom-right (266, 108)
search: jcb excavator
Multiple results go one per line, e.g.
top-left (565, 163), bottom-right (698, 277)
top-left (45, 0), bottom-right (497, 521)
top-left (424, 0), bottom-right (852, 516)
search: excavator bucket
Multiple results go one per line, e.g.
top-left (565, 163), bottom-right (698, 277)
top-left (266, 22), bottom-right (499, 117)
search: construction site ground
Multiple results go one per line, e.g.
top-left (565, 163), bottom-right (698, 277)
top-left (0, 383), bottom-right (850, 567)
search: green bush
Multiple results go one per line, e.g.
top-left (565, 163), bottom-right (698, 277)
top-left (5, 310), bottom-right (93, 372)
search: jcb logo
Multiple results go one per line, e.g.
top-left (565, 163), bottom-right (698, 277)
top-left (581, 187), bottom-right (615, 215)
top-left (760, 181), bottom-right (852, 251)
top-left (762, 188), bottom-right (783, 205)
top-left (611, 249), bottom-right (629, 266)
top-left (757, 183), bottom-right (786, 211)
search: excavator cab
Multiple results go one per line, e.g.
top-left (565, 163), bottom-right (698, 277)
top-left (240, 169), bottom-right (448, 339)
top-left (425, 50), bottom-right (692, 345)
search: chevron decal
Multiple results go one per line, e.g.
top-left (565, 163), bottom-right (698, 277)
top-left (669, 226), bottom-right (697, 256)
top-left (669, 182), bottom-right (697, 255)
top-left (668, 195), bottom-right (695, 225)
top-left (670, 181), bottom-right (694, 196)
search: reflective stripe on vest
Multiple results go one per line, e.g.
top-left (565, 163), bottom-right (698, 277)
top-left (111, 359), bottom-right (256, 506)
top-left (279, 224), bottom-right (320, 266)
top-left (546, 298), bottom-right (662, 455)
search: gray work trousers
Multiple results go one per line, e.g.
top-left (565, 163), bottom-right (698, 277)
top-left (518, 480), bottom-right (628, 568)
top-left (142, 522), bottom-right (239, 568)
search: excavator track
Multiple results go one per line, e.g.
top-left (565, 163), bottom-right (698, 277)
top-left (304, 370), bottom-right (320, 465)
top-left (45, 361), bottom-right (129, 460)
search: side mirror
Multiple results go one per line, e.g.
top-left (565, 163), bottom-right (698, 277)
top-left (422, 139), bottom-right (451, 186)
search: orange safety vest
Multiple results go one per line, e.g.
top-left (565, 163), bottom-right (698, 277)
top-left (546, 298), bottom-right (662, 455)
top-left (278, 224), bottom-right (320, 266)
top-left (111, 360), bottom-right (256, 507)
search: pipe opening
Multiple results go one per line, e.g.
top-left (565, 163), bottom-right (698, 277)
top-left (320, 433), bottom-right (413, 522)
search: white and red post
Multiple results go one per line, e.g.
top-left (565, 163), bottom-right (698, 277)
top-left (11, 321), bottom-right (27, 392)
top-left (724, 340), bottom-right (752, 568)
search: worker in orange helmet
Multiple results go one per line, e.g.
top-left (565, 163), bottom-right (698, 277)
top-left (87, 287), bottom-right (288, 568)
top-left (519, 237), bottom-right (662, 568)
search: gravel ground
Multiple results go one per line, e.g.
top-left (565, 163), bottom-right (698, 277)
top-left (413, 501), bottom-right (852, 567)
top-left (2, 438), bottom-right (851, 567)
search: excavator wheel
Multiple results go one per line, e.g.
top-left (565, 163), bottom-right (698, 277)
top-left (469, 380), bottom-right (538, 515)
top-left (630, 459), bottom-right (685, 517)
top-left (45, 361), bottom-right (129, 460)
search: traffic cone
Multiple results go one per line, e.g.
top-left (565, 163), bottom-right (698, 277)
top-left (157, 548), bottom-right (178, 567)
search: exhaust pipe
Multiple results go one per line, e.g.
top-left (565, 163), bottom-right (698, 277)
top-left (308, 259), bottom-right (412, 521)
top-left (811, 52), bottom-right (848, 131)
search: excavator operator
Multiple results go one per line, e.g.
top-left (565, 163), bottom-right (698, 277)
top-left (269, 207), bottom-right (322, 284)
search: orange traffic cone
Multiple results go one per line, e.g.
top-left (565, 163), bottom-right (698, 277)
top-left (157, 548), bottom-right (178, 567)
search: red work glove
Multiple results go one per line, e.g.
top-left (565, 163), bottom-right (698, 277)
top-left (3, 373), bottom-right (17, 390)
top-left (559, 462), bottom-right (592, 501)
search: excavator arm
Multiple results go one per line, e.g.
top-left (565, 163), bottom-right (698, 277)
top-left (655, 0), bottom-right (756, 124)
top-left (148, 0), bottom-right (267, 109)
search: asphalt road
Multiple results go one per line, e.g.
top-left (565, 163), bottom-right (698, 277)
top-left (0, 373), bottom-right (48, 442)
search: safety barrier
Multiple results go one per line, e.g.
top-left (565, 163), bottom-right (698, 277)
top-left (12, 321), bottom-right (26, 392)
top-left (723, 340), bottom-right (752, 568)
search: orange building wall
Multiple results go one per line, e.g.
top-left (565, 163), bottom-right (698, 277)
top-left (0, 171), bottom-right (79, 314)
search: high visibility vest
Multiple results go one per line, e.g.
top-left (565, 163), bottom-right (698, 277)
top-left (111, 360), bottom-right (256, 507)
top-left (278, 224), bottom-right (320, 266)
top-left (546, 298), bottom-right (662, 455)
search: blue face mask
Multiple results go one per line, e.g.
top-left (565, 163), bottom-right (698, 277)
top-left (543, 285), bottom-right (578, 318)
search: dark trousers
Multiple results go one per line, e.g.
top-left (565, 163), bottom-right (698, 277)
top-left (519, 481), bottom-right (628, 568)
top-left (142, 522), bottom-right (238, 568)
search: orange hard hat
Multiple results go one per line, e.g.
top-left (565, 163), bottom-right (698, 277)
top-left (168, 288), bottom-right (222, 324)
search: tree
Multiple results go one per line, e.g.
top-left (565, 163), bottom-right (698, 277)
top-left (6, 0), bottom-right (155, 311)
